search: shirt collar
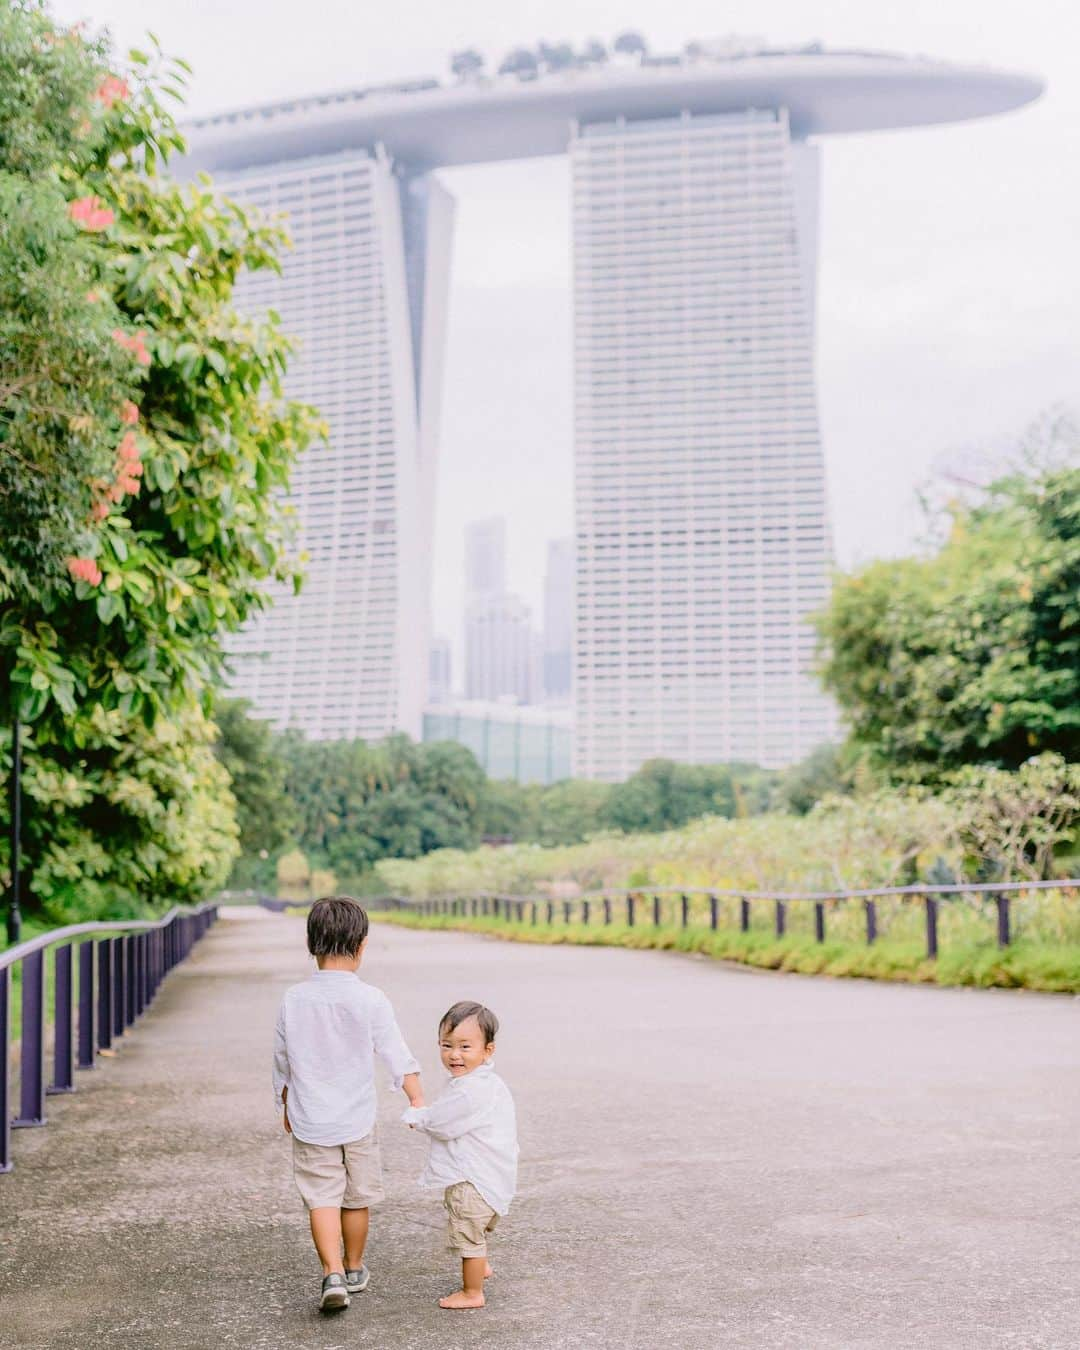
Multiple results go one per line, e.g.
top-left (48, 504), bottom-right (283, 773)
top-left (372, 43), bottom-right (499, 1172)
top-left (311, 968), bottom-right (358, 979)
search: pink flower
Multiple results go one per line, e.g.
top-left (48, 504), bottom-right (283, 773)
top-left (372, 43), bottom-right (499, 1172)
top-left (116, 474), bottom-right (141, 495)
top-left (120, 400), bottom-right (139, 425)
top-left (111, 329), bottom-right (152, 368)
top-left (91, 501), bottom-right (110, 521)
top-left (117, 430), bottom-right (140, 461)
top-left (69, 195), bottom-right (114, 232)
top-left (86, 290), bottom-right (100, 303)
top-left (94, 75), bottom-right (130, 109)
top-left (67, 556), bottom-right (103, 587)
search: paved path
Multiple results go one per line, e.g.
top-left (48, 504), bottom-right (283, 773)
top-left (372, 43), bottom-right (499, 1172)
top-left (2, 911), bottom-right (1078, 1349)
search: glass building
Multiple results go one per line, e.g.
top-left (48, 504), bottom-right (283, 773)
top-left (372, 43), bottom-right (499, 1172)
top-left (424, 703), bottom-right (572, 784)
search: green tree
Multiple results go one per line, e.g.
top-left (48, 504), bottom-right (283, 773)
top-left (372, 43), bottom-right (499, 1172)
top-left (0, 11), bottom-right (319, 920)
top-left (818, 460), bottom-right (1080, 778)
top-left (213, 698), bottom-right (294, 855)
top-left (534, 779), bottom-right (611, 845)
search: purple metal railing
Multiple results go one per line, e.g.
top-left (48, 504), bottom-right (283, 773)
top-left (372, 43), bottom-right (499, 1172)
top-left (0, 901), bottom-right (217, 1174)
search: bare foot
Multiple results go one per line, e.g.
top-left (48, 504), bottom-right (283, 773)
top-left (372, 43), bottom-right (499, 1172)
top-left (438, 1289), bottom-right (486, 1310)
top-left (484, 1263), bottom-right (494, 1279)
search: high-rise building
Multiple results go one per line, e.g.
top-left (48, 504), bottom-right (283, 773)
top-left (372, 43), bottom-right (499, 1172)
top-left (542, 537), bottom-right (573, 704)
top-left (428, 636), bottom-right (452, 704)
top-left (465, 517), bottom-right (507, 597)
top-left (211, 151), bottom-right (454, 741)
top-left (182, 48), bottom-right (1040, 765)
top-left (572, 109), bottom-right (836, 776)
top-left (464, 590), bottom-right (539, 704)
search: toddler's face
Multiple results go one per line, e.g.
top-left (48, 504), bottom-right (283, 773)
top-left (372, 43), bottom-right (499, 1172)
top-left (439, 1015), bottom-right (494, 1077)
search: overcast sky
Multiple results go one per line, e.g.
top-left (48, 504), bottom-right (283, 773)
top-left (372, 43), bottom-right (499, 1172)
top-left (54, 0), bottom-right (1079, 669)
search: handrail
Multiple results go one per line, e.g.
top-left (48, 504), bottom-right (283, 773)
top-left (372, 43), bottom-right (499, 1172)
top-left (1, 900), bottom-right (219, 1174)
top-left (0, 903), bottom-right (212, 974)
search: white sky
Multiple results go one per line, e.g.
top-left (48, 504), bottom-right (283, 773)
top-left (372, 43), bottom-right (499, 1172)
top-left (54, 0), bottom-right (1080, 676)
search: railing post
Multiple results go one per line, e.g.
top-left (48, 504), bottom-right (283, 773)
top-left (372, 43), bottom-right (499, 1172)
top-left (135, 933), bottom-right (146, 1017)
top-left (112, 936), bottom-right (125, 1039)
top-left (652, 894), bottom-right (661, 927)
top-left (774, 900), bottom-right (786, 938)
top-left (563, 901), bottom-right (571, 925)
top-left (627, 894), bottom-right (636, 927)
top-left (739, 897), bottom-right (750, 933)
top-left (530, 901), bottom-right (537, 925)
top-left (814, 902), bottom-right (826, 944)
top-left (97, 939), bottom-right (113, 1051)
top-left (78, 940), bottom-right (95, 1069)
top-left (996, 895), bottom-right (1011, 948)
top-left (0, 968), bottom-right (11, 1172)
top-left (582, 899), bottom-right (590, 926)
top-left (125, 935), bottom-right (136, 1024)
top-left (14, 948), bottom-right (46, 1127)
top-left (925, 894), bottom-right (939, 960)
top-left (603, 898), bottom-right (612, 925)
top-left (49, 944), bottom-right (75, 1094)
top-left (709, 893), bottom-right (718, 931)
top-left (681, 894), bottom-right (689, 928)
top-left (546, 901), bottom-right (554, 925)
top-left (865, 900), bottom-right (877, 946)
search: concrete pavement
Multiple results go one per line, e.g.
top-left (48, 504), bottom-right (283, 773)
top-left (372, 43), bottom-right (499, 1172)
top-left (1, 909), bottom-right (1078, 1349)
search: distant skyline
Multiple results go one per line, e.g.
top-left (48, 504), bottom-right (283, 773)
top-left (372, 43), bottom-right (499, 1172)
top-left (53, 0), bottom-right (1079, 654)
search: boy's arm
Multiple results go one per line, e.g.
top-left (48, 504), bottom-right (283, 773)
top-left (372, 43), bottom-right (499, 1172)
top-left (272, 1005), bottom-right (291, 1131)
top-left (371, 993), bottom-right (423, 1105)
top-left (402, 1082), bottom-right (491, 1141)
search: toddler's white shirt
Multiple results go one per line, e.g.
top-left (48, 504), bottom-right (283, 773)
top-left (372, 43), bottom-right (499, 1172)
top-left (402, 1062), bottom-right (518, 1215)
top-left (272, 970), bottom-right (418, 1146)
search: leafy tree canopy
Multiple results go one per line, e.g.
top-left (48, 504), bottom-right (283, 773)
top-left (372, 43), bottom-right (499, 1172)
top-left (818, 456), bottom-right (1080, 780)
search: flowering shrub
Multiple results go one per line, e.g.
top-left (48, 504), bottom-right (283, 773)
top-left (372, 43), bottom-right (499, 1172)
top-left (0, 7), bottom-right (321, 921)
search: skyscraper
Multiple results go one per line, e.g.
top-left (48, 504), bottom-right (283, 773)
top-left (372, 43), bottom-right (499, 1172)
top-left (542, 537), bottom-right (573, 704)
top-left (571, 109), bottom-right (836, 776)
top-left (465, 517), bottom-right (507, 596)
top-left (212, 151), bottom-right (454, 741)
top-left (182, 47), bottom-right (1040, 766)
top-left (428, 635), bottom-right (452, 704)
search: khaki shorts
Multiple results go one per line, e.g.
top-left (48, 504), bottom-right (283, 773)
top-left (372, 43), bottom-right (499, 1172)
top-left (292, 1129), bottom-right (385, 1211)
top-left (444, 1181), bottom-right (499, 1258)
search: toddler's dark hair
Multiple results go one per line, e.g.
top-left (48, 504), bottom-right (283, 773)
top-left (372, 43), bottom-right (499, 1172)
top-left (307, 896), bottom-right (369, 958)
top-left (440, 1000), bottom-right (499, 1045)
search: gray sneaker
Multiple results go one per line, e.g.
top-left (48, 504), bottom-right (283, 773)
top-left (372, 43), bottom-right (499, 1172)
top-left (320, 1273), bottom-right (350, 1311)
top-left (345, 1265), bottom-right (370, 1294)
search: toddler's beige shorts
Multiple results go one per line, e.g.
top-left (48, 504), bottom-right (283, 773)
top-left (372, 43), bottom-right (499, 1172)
top-left (292, 1128), bottom-right (385, 1210)
top-left (444, 1180), bottom-right (499, 1258)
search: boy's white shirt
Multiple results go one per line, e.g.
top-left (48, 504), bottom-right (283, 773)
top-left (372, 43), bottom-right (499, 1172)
top-left (402, 1061), bottom-right (518, 1215)
top-left (272, 969), bottom-right (418, 1146)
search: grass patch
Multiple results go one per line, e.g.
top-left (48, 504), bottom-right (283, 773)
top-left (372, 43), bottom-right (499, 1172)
top-left (369, 910), bottom-right (1080, 994)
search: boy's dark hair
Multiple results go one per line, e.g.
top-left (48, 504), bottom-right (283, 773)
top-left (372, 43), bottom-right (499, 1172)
top-left (307, 896), bottom-right (369, 958)
top-left (439, 1000), bottom-right (498, 1045)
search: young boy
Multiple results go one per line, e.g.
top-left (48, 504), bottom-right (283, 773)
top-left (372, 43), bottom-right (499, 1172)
top-left (402, 1000), bottom-right (518, 1310)
top-left (272, 896), bottom-right (423, 1312)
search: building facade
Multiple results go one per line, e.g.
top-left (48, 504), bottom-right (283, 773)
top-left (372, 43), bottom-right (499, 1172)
top-left (217, 150), bottom-right (453, 741)
top-left (571, 110), bottom-right (838, 776)
top-left (542, 536), bottom-right (574, 703)
top-left (424, 701), bottom-right (572, 784)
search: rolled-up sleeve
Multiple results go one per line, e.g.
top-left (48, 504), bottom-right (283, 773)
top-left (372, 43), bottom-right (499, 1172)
top-left (371, 993), bottom-right (420, 1089)
top-left (402, 1081), bottom-right (492, 1140)
top-left (272, 1003), bottom-right (290, 1107)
